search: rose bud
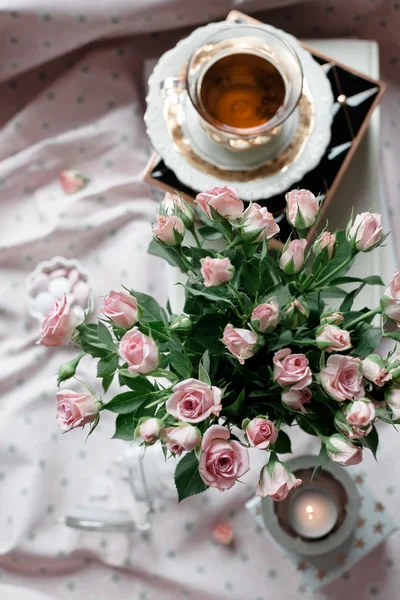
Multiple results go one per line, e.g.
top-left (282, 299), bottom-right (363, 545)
top-left (316, 324), bottom-right (351, 353)
top-left (251, 300), bottom-right (279, 333)
top-left (138, 417), bottom-right (165, 445)
top-left (312, 231), bottom-right (336, 259)
top-left (164, 424), bottom-right (201, 455)
top-left (56, 389), bottom-right (100, 432)
top-left (320, 354), bottom-right (364, 401)
top-left (385, 386), bottom-right (400, 419)
top-left (273, 348), bottom-right (312, 390)
top-left (162, 192), bottom-right (195, 227)
top-left (169, 314), bottom-right (193, 333)
top-left (198, 425), bottom-right (250, 491)
top-left (101, 290), bottom-right (138, 329)
top-left (381, 272), bottom-right (400, 326)
top-left (57, 354), bottom-right (84, 386)
top-left (244, 417), bottom-right (278, 449)
top-left (347, 211), bottom-right (384, 252)
top-left (166, 379), bottom-right (222, 423)
top-left (320, 310), bottom-right (344, 326)
top-left (279, 239), bottom-right (307, 274)
top-left (286, 189), bottom-right (319, 229)
top-left (256, 461), bottom-right (302, 501)
top-left (200, 256), bottom-right (235, 288)
top-left (388, 352), bottom-right (400, 382)
top-left (152, 215), bottom-right (185, 246)
top-left (38, 294), bottom-right (79, 347)
top-left (327, 434), bottom-right (363, 466)
top-left (195, 186), bottom-right (244, 222)
top-left (242, 203), bottom-right (280, 242)
top-left (59, 169), bottom-right (89, 194)
top-left (346, 398), bottom-right (376, 427)
top-left (281, 298), bottom-right (309, 329)
top-left (222, 324), bottom-right (259, 364)
top-left (119, 328), bottom-right (159, 374)
top-left (334, 409), bottom-right (355, 439)
top-left (282, 388), bottom-right (311, 413)
top-left (212, 521), bottom-right (234, 546)
top-left (362, 354), bottom-right (392, 387)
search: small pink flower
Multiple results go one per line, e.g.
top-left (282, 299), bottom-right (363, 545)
top-left (320, 355), bottom-right (364, 401)
top-left (212, 521), bottom-right (234, 546)
top-left (280, 239), bottom-right (307, 274)
top-left (286, 189), bottom-right (319, 229)
top-left (166, 379), bottom-right (222, 423)
top-left (198, 425), bottom-right (250, 491)
top-left (362, 355), bottom-right (392, 387)
top-left (38, 294), bottom-right (79, 347)
top-left (273, 348), bottom-right (312, 390)
top-left (164, 424), bottom-right (201, 455)
top-left (119, 328), bottom-right (159, 374)
top-left (139, 418), bottom-right (165, 445)
top-left (222, 324), bottom-right (258, 364)
top-left (256, 461), bottom-right (302, 501)
top-left (195, 186), bottom-right (244, 221)
top-left (152, 215), bottom-right (185, 246)
top-left (162, 192), bottom-right (195, 227)
top-left (320, 311), bottom-right (343, 326)
top-left (327, 435), bottom-right (363, 466)
top-left (59, 170), bottom-right (89, 194)
top-left (313, 231), bottom-right (336, 258)
top-left (346, 399), bottom-right (376, 427)
top-left (56, 389), bottom-right (99, 432)
top-left (251, 301), bottom-right (279, 333)
top-left (385, 386), bottom-right (400, 419)
top-left (242, 204), bottom-right (280, 241)
top-left (200, 256), bottom-right (234, 288)
top-left (381, 272), bottom-right (400, 326)
top-left (348, 212), bottom-right (384, 251)
top-left (316, 325), bottom-right (351, 353)
top-left (245, 418), bottom-right (278, 449)
top-left (101, 290), bottom-right (138, 328)
top-left (282, 388), bottom-right (311, 413)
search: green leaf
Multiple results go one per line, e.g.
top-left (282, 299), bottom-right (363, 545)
top-left (322, 286), bottom-right (348, 298)
top-left (169, 344), bottom-right (192, 380)
top-left (340, 283), bottom-right (366, 312)
top-left (97, 321), bottom-right (115, 350)
top-left (198, 350), bottom-right (211, 385)
top-left (97, 354), bottom-right (119, 379)
top-left (360, 425), bottom-right (379, 459)
top-left (222, 389), bottom-right (245, 419)
top-left (185, 285), bottom-right (233, 306)
top-left (273, 430), bottom-right (292, 454)
top-left (385, 331), bottom-right (400, 342)
top-left (148, 238), bottom-right (188, 271)
top-left (112, 413), bottom-right (136, 440)
top-left (330, 275), bottom-right (385, 286)
top-left (174, 451), bottom-right (207, 502)
top-left (85, 413), bottom-right (100, 441)
top-left (270, 284), bottom-right (291, 309)
top-left (312, 444), bottom-right (330, 479)
top-left (354, 328), bottom-right (382, 358)
top-left (271, 330), bottom-right (292, 351)
top-left (102, 374), bottom-right (114, 393)
top-left (132, 290), bottom-right (168, 324)
top-left (191, 314), bottom-right (227, 355)
top-left (105, 378), bottom-right (155, 413)
top-left (198, 226), bottom-right (223, 241)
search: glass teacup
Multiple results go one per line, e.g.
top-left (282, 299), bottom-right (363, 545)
top-left (161, 24), bottom-right (303, 152)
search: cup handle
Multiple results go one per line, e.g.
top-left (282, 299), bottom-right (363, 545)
top-left (160, 76), bottom-right (186, 99)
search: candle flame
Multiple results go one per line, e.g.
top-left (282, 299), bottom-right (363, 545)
top-left (306, 505), bottom-right (313, 514)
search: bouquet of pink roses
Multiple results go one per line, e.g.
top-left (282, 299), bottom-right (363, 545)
top-left (40, 187), bottom-right (400, 502)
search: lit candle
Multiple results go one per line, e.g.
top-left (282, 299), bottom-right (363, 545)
top-left (288, 488), bottom-right (339, 539)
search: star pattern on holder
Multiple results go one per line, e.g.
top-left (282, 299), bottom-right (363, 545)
top-left (297, 561), bottom-right (308, 572)
top-left (375, 502), bottom-right (385, 512)
top-left (374, 522), bottom-right (384, 534)
top-left (357, 518), bottom-right (366, 528)
top-left (354, 538), bottom-right (365, 549)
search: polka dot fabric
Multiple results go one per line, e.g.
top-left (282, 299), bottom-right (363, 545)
top-left (0, 2), bottom-right (399, 599)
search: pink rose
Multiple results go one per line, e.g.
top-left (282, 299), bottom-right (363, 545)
top-left (385, 386), bottom-right (400, 419)
top-left (346, 399), bottom-right (376, 427)
top-left (152, 215), bottom-right (185, 246)
top-left (256, 461), bottom-right (302, 501)
top-left (327, 435), bottom-right (363, 466)
top-left (56, 389), bottom-right (99, 432)
top-left (347, 212), bottom-right (384, 251)
top-left (352, 424), bottom-right (372, 439)
top-left (281, 298), bottom-right (309, 328)
top-left (320, 355), bottom-right (364, 401)
top-left (195, 186), bottom-right (244, 221)
top-left (200, 256), bottom-right (234, 288)
top-left (245, 418), bottom-right (278, 449)
top-left (381, 272), bottom-right (400, 326)
top-left (166, 378), bottom-right (222, 423)
top-left (38, 294), bottom-right (79, 347)
top-left (212, 521), bottom-right (233, 546)
top-left (222, 324), bottom-right (258, 364)
top-left (313, 231), bottom-right (336, 259)
top-left (59, 169), bottom-right (89, 194)
top-left (139, 418), bottom-right (165, 445)
top-left (316, 325), bottom-right (351, 353)
top-left (286, 189), bottom-right (319, 229)
top-left (320, 311), bottom-right (343, 326)
top-left (198, 425), bottom-right (250, 491)
top-left (282, 388), bottom-right (311, 413)
top-left (273, 348), bottom-right (312, 390)
top-left (251, 301), bottom-right (279, 333)
top-left (164, 424), bottom-right (201, 455)
top-left (280, 239), bottom-right (307, 274)
top-left (242, 204), bottom-right (280, 241)
top-left (101, 290), bottom-right (138, 328)
top-left (162, 192), bottom-right (195, 227)
top-left (119, 328), bottom-right (159, 374)
top-left (362, 355), bottom-right (392, 387)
